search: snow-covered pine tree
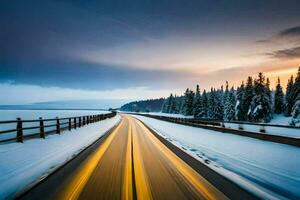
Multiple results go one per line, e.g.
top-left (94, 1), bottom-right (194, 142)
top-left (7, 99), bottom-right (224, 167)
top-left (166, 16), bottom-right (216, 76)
top-left (223, 81), bottom-right (229, 104)
top-left (290, 67), bottom-right (300, 125)
top-left (224, 87), bottom-right (236, 121)
top-left (266, 78), bottom-right (272, 99)
top-left (235, 82), bottom-right (245, 121)
top-left (161, 96), bottom-right (169, 113)
top-left (242, 76), bottom-right (254, 121)
top-left (193, 85), bottom-right (202, 118)
top-left (215, 88), bottom-right (224, 120)
top-left (290, 96), bottom-right (300, 126)
top-left (171, 95), bottom-right (180, 114)
top-left (249, 73), bottom-right (272, 122)
top-left (208, 88), bottom-right (217, 119)
top-left (199, 89), bottom-right (208, 118)
top-left (274, 77), bottom-right (284, 114)
top-left (285, 75), bottom-right (294, 116)
top-left (291, 67), bottom-right (300, 106)
top-left (182, 88), bottom-right (194, 116)
top-left (162, 93), bottom-right (174, 113)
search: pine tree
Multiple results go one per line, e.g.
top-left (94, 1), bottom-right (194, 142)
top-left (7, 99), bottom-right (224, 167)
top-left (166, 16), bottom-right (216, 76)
top-left (162, 93), bottom-right (174, 113)
top-left (223, 81), bottom-right (229, 104)
top-left (285, 75), bottom-right (294, 116)
top-left (241, 77), bottom-right (254, 121)
top-left (266, 78), bottom-right (272, 99)
top-left (208, 88), bottom-right (218, 119)
top-left (161, 96), bottom-right (169, 113)
top-left (249, 73), bottom-right (272, 122)
top-left (215, 88), bottom-right (224, 120)
top-left (224, 87), bottom-right (236, 121)
top-left (292, 67), bottom-right (300, 105)
top-left (235, 82), bottom-right (245, 121)
top-left (199, 89), bottom-right (208, 118)
top-left (290, 97), bottom-right (300, 126)
top-left (182, 88), bottom-right (194, 116)
top-left (274, 77), bottom-right (284, 114)
top-left (193, 85), bottom-right (202, 118)
top-left (290, 67), bottom-right (300, 125)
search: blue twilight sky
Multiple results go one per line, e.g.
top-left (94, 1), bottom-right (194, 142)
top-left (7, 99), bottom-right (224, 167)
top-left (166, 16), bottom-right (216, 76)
top-left (1, 0), bottom-right (300, 105)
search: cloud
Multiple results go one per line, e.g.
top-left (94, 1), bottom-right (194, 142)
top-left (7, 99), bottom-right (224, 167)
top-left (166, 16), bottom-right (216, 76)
top-left (278, 26), bottom-right (300, 38)
top-left (255, 39), bottom-right (271, 43)
top-left (267, 46), bottom-right (300, 59)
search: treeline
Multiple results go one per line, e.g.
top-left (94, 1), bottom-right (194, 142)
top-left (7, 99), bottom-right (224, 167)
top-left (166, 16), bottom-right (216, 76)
top-left (120, 98), bottom-right (165, 112)
top-left (162, 67), bottom-right (300, 125)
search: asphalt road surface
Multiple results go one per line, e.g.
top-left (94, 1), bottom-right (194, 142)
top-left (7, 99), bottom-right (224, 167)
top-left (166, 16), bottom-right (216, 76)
top-left (20, 115), bottom-right (256, 200)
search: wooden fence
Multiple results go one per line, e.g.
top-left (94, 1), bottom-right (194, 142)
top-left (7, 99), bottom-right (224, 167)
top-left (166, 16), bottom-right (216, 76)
top-left (131, 113), bottom-right (300, 147)
top-left (0, 112), bottom-right (116, 143)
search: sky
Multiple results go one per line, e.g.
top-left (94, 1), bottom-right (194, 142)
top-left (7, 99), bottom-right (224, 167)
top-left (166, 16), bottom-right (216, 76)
top-left (1, 0), bottom-right (300, 106)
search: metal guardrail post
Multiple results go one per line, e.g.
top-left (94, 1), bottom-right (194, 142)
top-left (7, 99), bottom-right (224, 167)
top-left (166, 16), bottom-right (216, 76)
top-left (16, 118), bottom-right (23, 142)
top-left (56, 117), bottom-right (60, 134)
top-left (39, 117), bottom-right (45, 138)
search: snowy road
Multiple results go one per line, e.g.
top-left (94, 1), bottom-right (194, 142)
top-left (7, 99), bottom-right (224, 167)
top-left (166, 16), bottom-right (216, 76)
top-left (19, 115), bottom-right (255, 200)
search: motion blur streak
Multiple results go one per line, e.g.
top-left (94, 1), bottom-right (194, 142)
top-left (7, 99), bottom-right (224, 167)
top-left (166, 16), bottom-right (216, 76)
top-left (32, 115), bottom-right (228, 200)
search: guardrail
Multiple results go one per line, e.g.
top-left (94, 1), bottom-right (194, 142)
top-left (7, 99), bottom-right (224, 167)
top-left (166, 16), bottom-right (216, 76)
top-left (131, 113), bottom-right (300, 147)
top-left (0, 112), bottom-right (116, 143)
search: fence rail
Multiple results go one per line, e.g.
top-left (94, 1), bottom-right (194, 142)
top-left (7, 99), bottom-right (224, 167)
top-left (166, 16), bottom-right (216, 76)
top-left (0, 112), bottom-right (116, 143)
top-left (131, 113), bottom-right (300, 147)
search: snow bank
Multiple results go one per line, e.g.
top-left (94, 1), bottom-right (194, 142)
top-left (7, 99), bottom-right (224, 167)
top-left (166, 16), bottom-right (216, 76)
top-left (224, 122), bottom-right (300, 138)
top-left (270, 114), bottom-right (292, 125)
top-left (0, 115), bottom-right (121, 199)
top-left (134, 115), bottom-right (300, 200)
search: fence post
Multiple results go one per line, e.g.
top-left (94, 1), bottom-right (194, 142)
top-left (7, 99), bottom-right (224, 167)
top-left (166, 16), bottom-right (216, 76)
top-left (238, 124), bottom-right (244, 130)
top-left (83, 116), bottom-right (85, 126)
top-left (16, 118), bottom-right (23, 143)
top-left (79, 117), bottom-right (82, 127)
top-left (259, 125), bottom-right (266, 133)
top-left (39, 117), bottom-right (45, 138)
top-left (56, 117), bottom-right (60, 134)
top-left (87, 116), bottom-right (90, 124)
top-left (74, 117), bottom-right (77, 129)
top-left (68, 118), bottom-right (71, 131)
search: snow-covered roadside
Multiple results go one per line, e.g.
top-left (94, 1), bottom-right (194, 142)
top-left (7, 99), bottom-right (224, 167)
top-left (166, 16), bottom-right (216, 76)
top-left (0, 115), bottom-right (121, 199)
top-left (119, 111), bottom-right (193, 118)
top-left (223, 122), bottom-right (300, 138)
top-left (134, 115), bottom-right (300, 200)
top-left (129, 112), bottom-right (300, 138)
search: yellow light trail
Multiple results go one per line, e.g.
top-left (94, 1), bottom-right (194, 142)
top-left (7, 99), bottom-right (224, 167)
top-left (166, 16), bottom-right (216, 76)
top-left (55, 121), bottom-right (123, 200)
